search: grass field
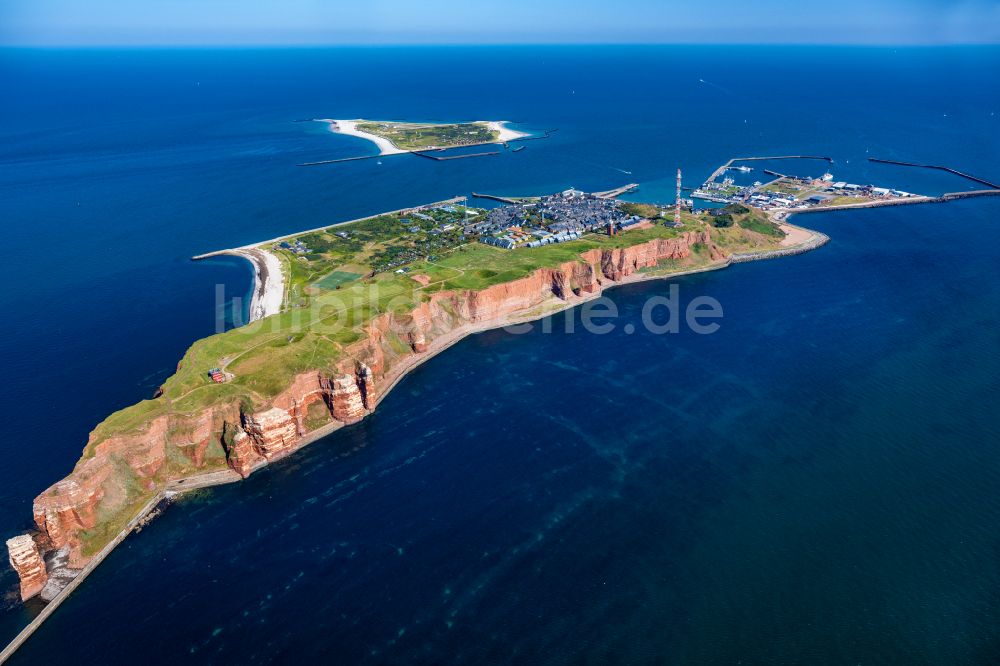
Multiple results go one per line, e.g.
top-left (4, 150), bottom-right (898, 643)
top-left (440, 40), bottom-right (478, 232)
top-left (315, 270), bottom-right (363, 290)
top-left (355, 120), bottom-right (499, 151)
top-left (821, 195), bottom-right (872, 207)
top-left (274, 205), bottom-right (475, 307)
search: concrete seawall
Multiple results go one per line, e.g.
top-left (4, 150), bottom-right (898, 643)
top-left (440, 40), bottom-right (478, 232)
top-left (0, 469), bottom-right (241, 664)
top-left (729, 233), bottom-right (829, 263)
top-left (789, 188), bottom-right (1000, 217)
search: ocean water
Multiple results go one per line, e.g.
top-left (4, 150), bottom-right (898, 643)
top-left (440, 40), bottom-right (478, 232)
top-left (0, 46), bottom-right (998, 663)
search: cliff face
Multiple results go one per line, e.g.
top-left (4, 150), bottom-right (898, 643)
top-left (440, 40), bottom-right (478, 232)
top-left (6, 535), bottom-right (47, 601)
top-left (33, 457), bottom-right (108, 560)
top-left (31, 403), bottom-right (239, 566)
top-left (582, 230), bottom-right (718, 280)
top-left (221, 369), bottom-right (372, 478)
top-left (16, 231), bottom-right (720, 591)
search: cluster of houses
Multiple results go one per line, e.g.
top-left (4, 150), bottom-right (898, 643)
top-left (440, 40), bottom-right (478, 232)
top-left (474, 189), bottom-right (630, 250)
top-left (481, 227), bottom-right (585, 250)
top-left (536, 189), bottom-right (626, 232)
top-left (524, 229), bottom-right (583, 248)
top-left (275, 239), bottom-right (309, 254)
top-left (369, 204), bottom-right (473, 272)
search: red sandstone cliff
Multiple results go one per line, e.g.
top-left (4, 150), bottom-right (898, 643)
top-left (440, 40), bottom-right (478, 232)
top-left (15, 232), bottom-right (721, 591)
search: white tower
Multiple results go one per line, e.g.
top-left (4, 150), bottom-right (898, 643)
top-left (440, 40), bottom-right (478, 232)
top-left (674, 168), bottom-right (682, 226)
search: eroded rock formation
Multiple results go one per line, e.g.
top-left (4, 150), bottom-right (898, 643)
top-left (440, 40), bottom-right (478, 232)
top-left (226, 427), bottom-right (264, 478)
top-left (7, 535), bottom-right (47, 601)
top-left (242, 407), bottom-right (299, 458)
top-left (331, 374), bottom-right (367, 424)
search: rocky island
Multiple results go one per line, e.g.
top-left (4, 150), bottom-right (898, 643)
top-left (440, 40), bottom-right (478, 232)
top-left (8, 184), bottom-right (833, 611)
top-left (64, 152), bottom-right (1000, 666)
top-left (10, 149), bottom-right (999, 661)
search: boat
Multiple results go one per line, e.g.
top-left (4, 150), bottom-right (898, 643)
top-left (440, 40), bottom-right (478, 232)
top-left (512, 146), bottom-right (525, 152)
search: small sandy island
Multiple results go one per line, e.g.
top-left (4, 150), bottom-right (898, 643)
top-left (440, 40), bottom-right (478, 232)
top-left (319, 119), bottom-right (528, 155)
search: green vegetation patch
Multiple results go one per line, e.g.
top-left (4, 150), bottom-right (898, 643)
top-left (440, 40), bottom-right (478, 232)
top-left (823, 196), bottom-right (871, 207)
top-left (739, 214), bottom-right (784, 237)
top-left (620, 202), bottom-right (662, 218)
top-left (316, 271), bottom-right (363, 290)
top-left (356, 120), bottom-right (499, 151)
top-left (709, 203), bottom-right (783, 238)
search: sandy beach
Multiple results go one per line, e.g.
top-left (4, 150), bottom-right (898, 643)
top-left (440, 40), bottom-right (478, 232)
top-left (320, 119), bottom-right (406, 155)
top-left (482, 120), bottom-right (529, 142)
top-left (779, 223), bottom-right (814, 246)
top-left (228, 248), bottom-right (285, 321)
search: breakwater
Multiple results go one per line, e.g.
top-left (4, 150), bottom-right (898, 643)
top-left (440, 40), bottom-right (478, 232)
top-left (412, 150), bottom-right (499, 161)
top-left (298, 154), bottom-right (382, 166)
top-left (0, 469), bottom-right (242, 664)
top-left (471, 192), bottom-right (521, 204)
top-left (593, 183), bottom-right (639, 199)
top-left (706, 155), bottom-right (833, 184)
top-left (790, 189), bottom-right (1000, 216)
top-left (729, 233), bottom-right (830, 263)
top-left (508, 128), bottom-right (559, 142)
top-left (868, 158), bottom-right (1000, 190)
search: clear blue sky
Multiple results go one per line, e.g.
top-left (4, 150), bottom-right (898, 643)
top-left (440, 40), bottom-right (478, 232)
top-left (2, 0), bottom-right (998, 46)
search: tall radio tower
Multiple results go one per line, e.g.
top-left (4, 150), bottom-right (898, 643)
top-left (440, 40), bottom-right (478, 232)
top-left (674, 168), bottom-right (682, 226)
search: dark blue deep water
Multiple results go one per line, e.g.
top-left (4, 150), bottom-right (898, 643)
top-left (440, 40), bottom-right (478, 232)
top-left (1, 46), bottom-right (999, 663)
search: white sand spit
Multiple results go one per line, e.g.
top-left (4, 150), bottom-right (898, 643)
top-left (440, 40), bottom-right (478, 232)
top-left (320, 119), bottom-right (406, 155)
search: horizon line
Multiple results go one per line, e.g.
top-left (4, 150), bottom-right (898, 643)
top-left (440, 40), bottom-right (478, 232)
top-left (3, 41), bottom-right (1000, 49)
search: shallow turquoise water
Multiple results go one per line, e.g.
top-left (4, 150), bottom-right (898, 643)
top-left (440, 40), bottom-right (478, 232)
top-left (0, 46), bottom-right (998, 662)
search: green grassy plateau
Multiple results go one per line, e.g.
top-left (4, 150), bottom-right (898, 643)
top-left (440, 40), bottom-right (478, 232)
top-left (355, 120), bottom-right (500, 151)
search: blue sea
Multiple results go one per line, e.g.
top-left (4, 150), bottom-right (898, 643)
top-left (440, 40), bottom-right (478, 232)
top-left (0, 46), bottom-right (999, 663)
